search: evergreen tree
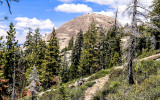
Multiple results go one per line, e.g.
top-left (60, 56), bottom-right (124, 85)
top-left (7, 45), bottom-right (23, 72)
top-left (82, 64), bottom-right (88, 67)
top-left (78, 49), bottom-right (90, 76)
top-left (24, 29), bottom-right (35, 80)
top-left (4, 22), bottom-right (18, 83)
top-left (151, 0), bottom-right (160, 28)
top-left (33, 28), bottom-right (41, 65)
top-left (150, 0), bottom-right (160, 49)
top-left (24, 28), bottom-right (39, 80)
top-left (69, 30), bottom-right (83, 79)
top-left (103, 28), bottom-right (121, 68)
top-left (96, 27), bottom-right (106, 69)
top-left (79, 20), bottom-right (98, 75)
top-left (59, 51), bottom-right (69, 83)
top-left (0, 36), bottom-right (4, 67)
top-left (24, 28), bottom-right (33, 56)
top-left (0, 65), bottom-right (9, 100)
top-left (0, 36), bottom-right (9, 100)
top-left (36, 37), bottom-right (46, 72)
top-left (68, 36), bottom-right (74, 50)
top-left (25, 28), bottom-right (46, 83)
top-left (42, 28), bottom-right (60, 88)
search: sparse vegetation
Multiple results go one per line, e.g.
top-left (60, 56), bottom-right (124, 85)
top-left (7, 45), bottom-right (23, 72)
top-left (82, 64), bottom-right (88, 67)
top-left (94, 60), bottom-right (160, 100)
top-left (88, 70), bottom-right (110, 81)
top-left (85, 81), bottom-right (96, 87)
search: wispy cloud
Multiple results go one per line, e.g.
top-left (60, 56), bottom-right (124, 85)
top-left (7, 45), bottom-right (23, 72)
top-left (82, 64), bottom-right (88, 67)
top-left (55, 4), bottom-right (93, 13)
top-left (58, 0), bottom-right (73, 2)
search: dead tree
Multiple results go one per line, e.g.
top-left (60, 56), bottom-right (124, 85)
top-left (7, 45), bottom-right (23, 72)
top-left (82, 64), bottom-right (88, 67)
top-left (114, 7), bottom-right (119, 32)
top-left (0, 0), bottom-right (19, 21)
top-left (124, 0), bottom-right (150, 84)
top-left (28, 66), bottom-right (40, 100)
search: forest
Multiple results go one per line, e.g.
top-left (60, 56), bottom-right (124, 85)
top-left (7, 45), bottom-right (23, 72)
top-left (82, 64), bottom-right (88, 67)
top-left (0, 0), bottom-right (160, 100)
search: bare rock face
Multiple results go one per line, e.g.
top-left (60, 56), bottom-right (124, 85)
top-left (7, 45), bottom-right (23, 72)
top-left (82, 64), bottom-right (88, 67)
top-left (44, 13), bottom-right (121, 50)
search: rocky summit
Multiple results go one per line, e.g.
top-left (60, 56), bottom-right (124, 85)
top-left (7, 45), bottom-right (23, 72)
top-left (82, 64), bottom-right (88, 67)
top-left (43, 13), bottom-right (121, 50)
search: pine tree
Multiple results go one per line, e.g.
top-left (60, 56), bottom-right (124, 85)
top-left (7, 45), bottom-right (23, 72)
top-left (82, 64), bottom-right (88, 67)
top-left (25, 28), bottom-right (46, 84)
top-left (24, 28), bottom-right (34, 56)
top-left (103, 28), bottom-right (121, 68)
top-left (0, 37), bottom-right (9, 100)
top-left (79, 20), bottom-right (98, 75)
top-left (36, 37), bottom-right (46, 72)
top-left (150, 0), bottom-right (160, 28)
top-left (24, 29), bottom-right (36, 81)
top-left (59, 51), bottom-right (69, 83)
top-left (69, 30), bottom-right (83, 79)
top-left (78, 49), bottom-right (90, 76)
top-left (33, 28), bottom-right (41, 65)
top-left (150, 0), bottom-right (160, 49)
top-left (68, 36), bottom-right (74, 50)
top-left (42, 28), bottom-right (60, 88)
top-left (0, 36), bottom-right (4, 67)
top-left (97, 27), bottom-right (107, 69)
top-left (4, 22), bottom-right (18, 84)
top-left (0, 65), bottom-right (9, 100)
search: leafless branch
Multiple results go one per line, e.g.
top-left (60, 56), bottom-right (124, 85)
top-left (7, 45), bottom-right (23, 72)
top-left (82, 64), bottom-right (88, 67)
top-left (145, 23), bottom-right (160, 32)
top-left (0, 1), bottom-right (3, 5)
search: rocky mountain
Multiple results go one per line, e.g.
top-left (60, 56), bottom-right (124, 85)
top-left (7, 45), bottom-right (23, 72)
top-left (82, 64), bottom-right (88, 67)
top-left (43, 13), bottom-right (121, 50)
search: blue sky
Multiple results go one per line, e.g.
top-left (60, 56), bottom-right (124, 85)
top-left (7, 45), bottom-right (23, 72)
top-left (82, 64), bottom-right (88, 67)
top-left (0, 0), bottom-right (153, 43)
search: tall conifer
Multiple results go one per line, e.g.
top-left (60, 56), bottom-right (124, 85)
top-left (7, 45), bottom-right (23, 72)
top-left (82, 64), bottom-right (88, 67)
top-left (4, 22), bottom-right (18, 83)
top-left (69, 30), bottom-right (83, 79)
top-left (42, 28), bottom-right (60, 88)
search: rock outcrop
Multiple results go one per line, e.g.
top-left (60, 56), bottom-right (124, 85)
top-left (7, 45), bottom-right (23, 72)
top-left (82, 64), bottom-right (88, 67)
top-left (44, 13), bottom-right (121, 50)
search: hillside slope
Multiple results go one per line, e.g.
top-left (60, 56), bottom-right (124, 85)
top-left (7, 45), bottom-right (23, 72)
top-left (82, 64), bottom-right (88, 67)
top-left (43, 13), bottom-right (121, 50)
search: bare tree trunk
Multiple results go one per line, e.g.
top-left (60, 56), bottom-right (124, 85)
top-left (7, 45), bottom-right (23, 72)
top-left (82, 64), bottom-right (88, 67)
top-left (128, 35), bottom-right (135, 84)
top-left (114, 7), bottom-right (118, 31)
top-left (127, 0), bottom-right (138, 85)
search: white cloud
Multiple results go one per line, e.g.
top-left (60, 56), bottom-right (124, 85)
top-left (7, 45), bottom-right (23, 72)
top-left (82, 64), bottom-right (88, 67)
top-left (0, 29), bottom-right (7, 38)
top-left (96, 11), bottom-right (115, 17)
top-left (55, 4), bottom-right (93, 13)
top-left (58, 0), bottom-right (73, 2)
top-left (14, 17), bottom-right (55, 30)
top-left (86, 0), bottom-right (115, 6)
top-left (0, 25), bottom-right (8, 29)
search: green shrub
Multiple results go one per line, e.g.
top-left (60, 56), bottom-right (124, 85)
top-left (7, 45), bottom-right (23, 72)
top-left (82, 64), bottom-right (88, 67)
top-left (88, 70), bottom-right (110, 81)
top-left (39, 90), bottom-right (59, 100)
top-left (135, 60), bottom-right (160, 84)
top-left (85, 81), bottom-right (96, 87)
top-left (137, 48), bottom-right (156, 59)
top-left (93, 81), bottom-right (120, 100)
top-left (68, 85), bottom-right (87, 100)
top-left (93, 60), bottom-right (160, 100)
top-left (109, 68), bottom-right (123, 79)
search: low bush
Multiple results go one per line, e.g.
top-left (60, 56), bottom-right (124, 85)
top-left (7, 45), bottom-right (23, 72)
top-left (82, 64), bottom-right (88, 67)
top-left (68, 85), bottom-right (87, 100)
top-left (85, 81), bottom-right (96, 87)
top-left (137, 48), bottom-right (157, 59)
top-left (94, 60), bottom-right (160, 100)
top-left (88, 70), bottom-right (110, 81)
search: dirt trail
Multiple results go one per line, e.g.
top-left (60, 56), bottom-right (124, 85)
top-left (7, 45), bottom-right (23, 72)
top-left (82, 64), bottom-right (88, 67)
top-left (84, 75), bottom-right (109, 100)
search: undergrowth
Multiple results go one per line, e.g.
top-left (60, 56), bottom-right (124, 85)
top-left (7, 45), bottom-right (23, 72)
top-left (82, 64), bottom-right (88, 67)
top-left (87, 69), bottom-right (110, 81)
top-left (94, 60), bottom-right (160, 100)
